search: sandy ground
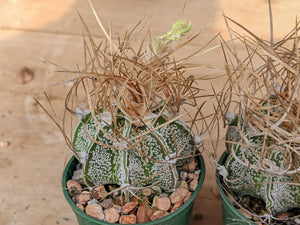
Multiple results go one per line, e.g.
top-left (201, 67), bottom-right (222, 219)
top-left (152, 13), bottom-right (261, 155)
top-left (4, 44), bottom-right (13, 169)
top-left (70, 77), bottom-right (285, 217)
top-left (0, 0), bottom-right (299, 224)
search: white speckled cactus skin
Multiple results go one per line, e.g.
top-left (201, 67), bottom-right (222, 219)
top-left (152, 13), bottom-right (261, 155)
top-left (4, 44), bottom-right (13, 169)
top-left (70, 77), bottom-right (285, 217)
top-left (73, 111), bottom-right (195, 190)
top-left (224, 116), bottom-right (300, 215)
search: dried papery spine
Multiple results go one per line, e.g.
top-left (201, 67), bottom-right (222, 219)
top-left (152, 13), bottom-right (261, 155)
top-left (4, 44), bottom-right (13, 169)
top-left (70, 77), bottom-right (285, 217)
top-left (218, 19), bottom-right (300, 216)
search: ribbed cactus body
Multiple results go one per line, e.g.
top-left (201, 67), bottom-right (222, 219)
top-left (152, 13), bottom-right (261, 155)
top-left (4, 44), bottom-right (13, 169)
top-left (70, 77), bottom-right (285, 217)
top-left (73, 112), bottom-right (195, 190)
top-left (225, 116), bottom-right (300, 214)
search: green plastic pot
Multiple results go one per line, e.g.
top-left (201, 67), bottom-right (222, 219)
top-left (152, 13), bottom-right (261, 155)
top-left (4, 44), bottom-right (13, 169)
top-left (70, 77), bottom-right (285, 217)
top-left (62, 154), bottom-right (205, 225)
top-left (216, 152), bottom-right (256, 225)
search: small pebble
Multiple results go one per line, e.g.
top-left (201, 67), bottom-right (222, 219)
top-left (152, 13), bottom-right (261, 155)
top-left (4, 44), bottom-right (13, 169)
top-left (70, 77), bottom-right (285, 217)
top-left (85, 204), bottom-right (105, 220)
top-left (136, 205), bottom-right (150, 223)
top-left (150, 210), bottom-right (169, 221)
top-left (151, 186), bottom-right (161, 195)
top-left (188, 159), bottom-right (197, 173)
top-left (183, 191), bottom-right (192, 203)
top-left (171, 200), bottom-right (183, 212)
top-left (100, 198), bottom-right (114, 209)
top-left (72, 169), bottom-right (83, 181)
top-left (147, 207), bottom-right (154, 218)
top-left (182, 159), bottom-right (196, 173)
top-left (152, 196), bottom-right (159, 208)
top-left (169, 188), bottom-right (189, 204)
top-left (75, 191), bottom-right (92, 204)
top-left (114, 195), bottom-right (125, 206)
top-left (189, 179), bottom-right (198, 191)
top-left (87, 199), bottom-right (98, 205)
top-left (112, 205), bottom-right (122, 213)
top-left (156, 197), bottom-right (171, 211)
top-left (130, 196), bottom-right (139, 203)
top-left (122, 202), bottom-right (138, 214)
top-left (92, 185), bottom-right (108, 200)
top-left (187, 173), bottom-right (199, 180)
top-left (119, 215), bottom-right (136, 224)
top-left (141, 188), bottom-right (152, 196)
top-left (194, 169), bottom-right (201, 175)
top-left (179, 180), bottom-right (188, 188)
top-left (180, 171), bottom-right (188, 180)
top-left (105, 207), bottom-right (120, 223)
top-left (182, 164), bottom-right (188, 172)
top-left (160, 193), bottom-right (169, 198)
top-left (67, 180), bottom-right (82, 194)
top-left (76, 203), bottom-right (85, 212)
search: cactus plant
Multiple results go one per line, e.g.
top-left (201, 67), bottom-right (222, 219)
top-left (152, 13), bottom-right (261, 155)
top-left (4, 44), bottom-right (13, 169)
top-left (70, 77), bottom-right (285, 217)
top-left (225, 111), bottom-right (300, 215)
top-left (35, 10), bottom-right (213, 206)
top-left (66, 18), bottom-right (203, 195)
top-left (217, 18), bottom-right (300, 219)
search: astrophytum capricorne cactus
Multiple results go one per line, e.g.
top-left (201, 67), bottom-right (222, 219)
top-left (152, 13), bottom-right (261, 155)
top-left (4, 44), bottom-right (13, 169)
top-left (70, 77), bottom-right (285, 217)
top-left (225, 112), bottom-right (300, 215)
top-left (218, 18), bottom-right (300, 216)
top-left (66, 19), bottom-right (204, 193)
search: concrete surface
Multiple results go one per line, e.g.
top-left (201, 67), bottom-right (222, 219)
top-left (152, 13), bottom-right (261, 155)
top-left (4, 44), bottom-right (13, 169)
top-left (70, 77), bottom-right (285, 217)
top-left (0, 0), bottom-right (299, 224)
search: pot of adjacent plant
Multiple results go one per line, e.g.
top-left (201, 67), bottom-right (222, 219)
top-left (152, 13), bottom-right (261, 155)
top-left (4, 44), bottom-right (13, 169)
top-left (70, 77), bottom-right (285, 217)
top-left (38, 5), bottom-right (215, 224)
top-left (214, 18), bottom-right (300, 225)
